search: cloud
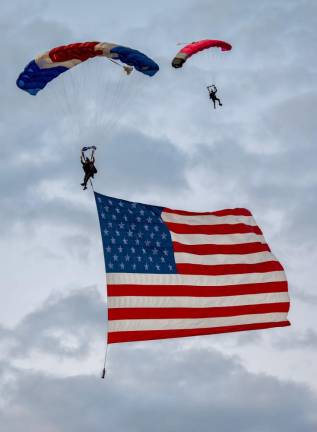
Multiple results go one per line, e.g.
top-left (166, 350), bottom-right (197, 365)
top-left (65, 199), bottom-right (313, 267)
top-left (0, 288), bottom-right (317, 432)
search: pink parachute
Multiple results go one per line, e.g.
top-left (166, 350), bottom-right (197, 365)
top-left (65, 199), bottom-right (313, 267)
top-left (172, 39), bottom-right (232, 68)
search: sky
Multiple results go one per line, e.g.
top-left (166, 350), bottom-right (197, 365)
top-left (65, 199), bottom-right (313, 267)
top-left (1, 0), bottom-right (317, 430)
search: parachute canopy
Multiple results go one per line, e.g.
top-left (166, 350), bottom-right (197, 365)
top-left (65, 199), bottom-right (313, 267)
top-left (172, 39), bottom-right (232, 68)
top-left (17, 42), bottom-right (159, 95)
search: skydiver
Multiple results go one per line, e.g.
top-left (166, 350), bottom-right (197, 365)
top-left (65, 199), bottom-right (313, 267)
top-left (80, 148), bottom-right (97, 190)
top-left (207, 85), bottom-right (222, 109)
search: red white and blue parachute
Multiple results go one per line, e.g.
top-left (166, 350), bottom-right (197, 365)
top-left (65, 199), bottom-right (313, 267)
top-left (17, 42), bottom-right (159, 95)
top-left (172, 39), bottom-right (232, 68)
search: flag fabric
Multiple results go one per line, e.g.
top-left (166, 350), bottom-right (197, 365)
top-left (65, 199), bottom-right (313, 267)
top-left (95, 192), bottom-right (290, 344)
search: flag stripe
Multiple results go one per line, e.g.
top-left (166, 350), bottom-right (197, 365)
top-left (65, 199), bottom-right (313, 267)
top-left (163, 207), bottom-right (252, 217)
top-left (173, 241), bottom-right (271, 255)
top-left (107, 321), bottom-right (290, 344)
top-left (170, 232), bottom-right (266, 245)
top-left (108, 292), bottom-right (289, 309)
top-left (175, 251), bottom-right (276, 265)
top-left (106, 271), bottom-right (287, 286)
top-left (107, 281), bottom-right (288, 297)
top-left (108, 302), bottom-right (290, 320)
top-left (108, 312), bottom-right (288, 332)
top-left (162, 212), bottom-right (258, 226)
top-left (166, 221), bottom-right (262, 235)
top-left (176, 261), bottom-right (284, 276)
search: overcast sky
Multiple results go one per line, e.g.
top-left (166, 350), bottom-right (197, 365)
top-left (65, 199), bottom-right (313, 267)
top-left (1, 0), bottom-right (317, 430)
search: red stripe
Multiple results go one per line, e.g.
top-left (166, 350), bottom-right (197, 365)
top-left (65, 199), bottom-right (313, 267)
top-left (176, 261), bottom-right (283, 276)
top-left (173, 242), bottom-right (271, 255)
top-left (163, 207), bottom-right (252, 217)
top-left (166, 222), bottom-right (262, 235)
top-left (49, 42), bottom-right (101, 62)
top-left (107, 321), bottom-right (291, 343)
top-left (108, 302), bottom-right (290, 320)
top-left (107, 281), bottom-right (288, 297)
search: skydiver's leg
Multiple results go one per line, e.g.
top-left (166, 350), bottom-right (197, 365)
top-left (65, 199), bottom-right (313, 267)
top-left (82, 173), bottom-right (90, 189)
top-left (216, 97), bottom-right (222, 107)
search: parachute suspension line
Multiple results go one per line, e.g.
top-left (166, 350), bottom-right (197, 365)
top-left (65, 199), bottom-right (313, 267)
top-left (107, 58), bottom-right (134, 75)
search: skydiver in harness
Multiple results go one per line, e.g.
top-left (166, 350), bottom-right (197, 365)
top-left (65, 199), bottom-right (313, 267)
top-left (81, 146), bottom-right (97, 190)
top-left (207, 85), bottom-right (222, 109)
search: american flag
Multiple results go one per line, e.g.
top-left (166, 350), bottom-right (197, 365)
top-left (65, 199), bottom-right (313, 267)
top-left (95, 192), bottom-right (290, 344)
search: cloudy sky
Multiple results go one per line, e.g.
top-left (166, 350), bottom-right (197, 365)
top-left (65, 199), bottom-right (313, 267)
top-left (1, 0), bottom-right (317, 430)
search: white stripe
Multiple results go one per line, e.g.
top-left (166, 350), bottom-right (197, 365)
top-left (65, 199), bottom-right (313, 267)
top-left (108, 292), bottom-right (290, 309)
top-left (106, 271), bottom-right (287, 286)
top-left (162, 212), bottom-right (257, 227)
top-left (175, 251), bottom-right (275, 265)
top-left (170, 232), bottom-right (266, 245)
top-left (108, 312), bottom-right (288, 332)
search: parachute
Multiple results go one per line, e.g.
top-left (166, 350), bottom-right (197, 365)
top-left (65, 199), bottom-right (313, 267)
top-left (16, 42), bottom-right (159, 150)
top-left (17, 41), bottom-right (159, 95)
top-left (172, 39), bottom-right (232, 69)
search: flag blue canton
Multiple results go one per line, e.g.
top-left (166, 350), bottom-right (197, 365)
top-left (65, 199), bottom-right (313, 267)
top-left (95, 193), bottom-right (177, 274)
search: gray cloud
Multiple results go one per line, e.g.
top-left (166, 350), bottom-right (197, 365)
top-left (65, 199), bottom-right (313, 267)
top-left (274, 328), bottom-right (317, 350)
top-left (1, 1), bottom-right (317, 429)
top-left (0, 288), bottom-right (317, 432)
